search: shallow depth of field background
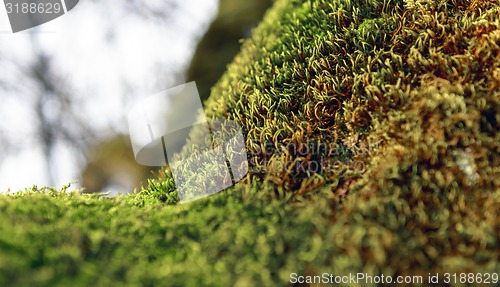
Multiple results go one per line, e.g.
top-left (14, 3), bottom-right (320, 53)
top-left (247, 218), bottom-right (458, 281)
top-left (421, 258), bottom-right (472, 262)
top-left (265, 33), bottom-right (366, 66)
top-left (0, 0), bottom-right (271, 194)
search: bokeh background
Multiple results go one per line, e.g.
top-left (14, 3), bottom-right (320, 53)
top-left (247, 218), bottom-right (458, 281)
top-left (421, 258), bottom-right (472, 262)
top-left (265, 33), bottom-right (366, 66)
top-left (0, 0), bottom-right (272, 194)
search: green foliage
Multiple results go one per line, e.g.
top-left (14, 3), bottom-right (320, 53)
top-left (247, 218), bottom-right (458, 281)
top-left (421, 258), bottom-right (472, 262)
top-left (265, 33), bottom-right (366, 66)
top-left (1, 0), bottom-right (499, 285)
top-left (0, 183), bottom-right (339, 287)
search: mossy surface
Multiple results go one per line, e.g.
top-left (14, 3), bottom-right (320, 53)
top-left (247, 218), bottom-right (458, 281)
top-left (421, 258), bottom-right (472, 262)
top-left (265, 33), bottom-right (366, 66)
top-left (1, 0), bottom-right (499, 286)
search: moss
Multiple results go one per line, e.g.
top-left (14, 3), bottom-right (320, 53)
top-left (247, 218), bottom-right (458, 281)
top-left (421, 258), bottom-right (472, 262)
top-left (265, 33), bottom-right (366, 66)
top-left (159, 0), bottom-right (500, 278)
top-left (1, 0), bottom-right (499, 285)
top-left (1, 183), bottom-right (340, 286)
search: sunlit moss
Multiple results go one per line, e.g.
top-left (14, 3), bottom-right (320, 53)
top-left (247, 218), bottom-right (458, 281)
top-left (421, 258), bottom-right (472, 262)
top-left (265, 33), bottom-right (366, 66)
top-left (189, 0), bottom-right (499, 277)
top-left (1, 0), bottom-right (498, 285)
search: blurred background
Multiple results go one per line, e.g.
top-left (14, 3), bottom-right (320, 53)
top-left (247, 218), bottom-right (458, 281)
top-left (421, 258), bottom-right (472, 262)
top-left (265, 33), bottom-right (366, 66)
top-left (0, 0), bottom-right (272, 194)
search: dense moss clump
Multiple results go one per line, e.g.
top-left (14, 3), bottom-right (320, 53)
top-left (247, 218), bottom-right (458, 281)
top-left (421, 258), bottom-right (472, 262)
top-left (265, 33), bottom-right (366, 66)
top-left (201, 0), bottom-right (499, 275)
top-left (1, 0), bottom-right (498, 285)
top-left (168, 0), bottom-right (500, 278)
top-left (205, 0), bottom-right (499, 198)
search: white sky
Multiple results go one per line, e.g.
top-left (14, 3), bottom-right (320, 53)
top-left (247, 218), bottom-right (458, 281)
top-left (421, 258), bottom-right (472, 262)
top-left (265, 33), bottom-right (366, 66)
top-left (0, 0), bottom-right (218, 193)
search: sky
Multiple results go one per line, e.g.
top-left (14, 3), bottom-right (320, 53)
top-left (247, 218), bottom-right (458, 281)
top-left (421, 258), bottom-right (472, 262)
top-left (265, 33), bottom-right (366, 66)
top-left (0, 0), bottom-right (218, 193)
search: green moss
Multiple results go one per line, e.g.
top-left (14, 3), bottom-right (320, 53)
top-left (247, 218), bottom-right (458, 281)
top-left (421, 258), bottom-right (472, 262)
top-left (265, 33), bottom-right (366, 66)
top-left (164, 0), bottom-right (500, 277)
top-left (1, 0), bottom-right (499, 285)
top-left (1, 183), bottom-right (339, 286)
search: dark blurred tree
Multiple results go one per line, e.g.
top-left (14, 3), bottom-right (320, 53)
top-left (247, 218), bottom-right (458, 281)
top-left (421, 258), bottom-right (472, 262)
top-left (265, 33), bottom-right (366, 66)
top-left (186, 0), bottom-right (273, 103)
top-left (30, 35), bottom-right (93, 185)
top-left (82, 134), bottom-right (153, 193)
top-left (0, 33), bottom-right (92, 186)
